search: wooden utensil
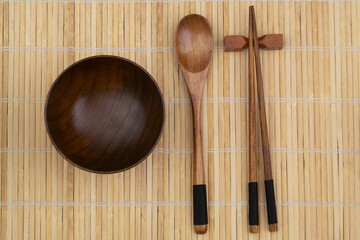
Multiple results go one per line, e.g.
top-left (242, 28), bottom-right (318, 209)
top-left (175, 14), bottom-right (214, 234)
top-left (224, 34), bottom-right (283, 51)
top-left (45, 56), bottom-right (165, 173)
top-left (251, 7), bottom-right (278, 232)
top-left (248, 8), bottom-right (259, 233)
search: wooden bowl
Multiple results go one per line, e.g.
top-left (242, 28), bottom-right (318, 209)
top-left (45, 56), bottom-right (165, 173)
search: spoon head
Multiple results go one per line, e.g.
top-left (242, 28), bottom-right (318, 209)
top-left (175, 14), bottom-right (214, 73)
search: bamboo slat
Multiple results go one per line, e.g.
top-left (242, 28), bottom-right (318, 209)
top-left (1, 1), bottom-right (359, 239)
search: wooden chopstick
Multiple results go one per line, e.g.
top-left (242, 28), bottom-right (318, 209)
top-left (251, 6), bottom-right (278, 232)
top-left (248, 6), bottom-right (259, 234)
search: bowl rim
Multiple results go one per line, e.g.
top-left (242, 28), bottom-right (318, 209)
top-left (44, 55), bottom-right (165, 174)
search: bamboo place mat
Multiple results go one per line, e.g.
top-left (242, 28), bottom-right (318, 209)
top-left (1, 0), bottom-right (360, 239)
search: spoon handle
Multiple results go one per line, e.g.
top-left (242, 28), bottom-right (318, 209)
top-left (191, 97), bottom-right (208, 234)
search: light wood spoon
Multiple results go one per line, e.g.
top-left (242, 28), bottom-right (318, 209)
top-left (175, 14), bottom-right (214, 234)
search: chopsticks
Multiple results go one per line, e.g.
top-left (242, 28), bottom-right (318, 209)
top-left (248, 6), bottom-right (278, 233)
top-left (248, 6), bottom-right (258, 234)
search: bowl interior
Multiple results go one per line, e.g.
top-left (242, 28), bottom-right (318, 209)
top-left (45, 56), bottom-right (164, 173)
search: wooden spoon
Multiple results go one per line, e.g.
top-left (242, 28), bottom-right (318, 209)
top-left (175, 14), bottom-right (214, 234)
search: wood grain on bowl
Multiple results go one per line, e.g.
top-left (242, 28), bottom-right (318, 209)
top-left (45, 56), bottom-right (165, 173)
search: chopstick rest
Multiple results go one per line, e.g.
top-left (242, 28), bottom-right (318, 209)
top-left (224, 34), bottom-right (283, 51)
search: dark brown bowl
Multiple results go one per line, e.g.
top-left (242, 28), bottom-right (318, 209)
top-left (45, 56), bottom-right (165, 173)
